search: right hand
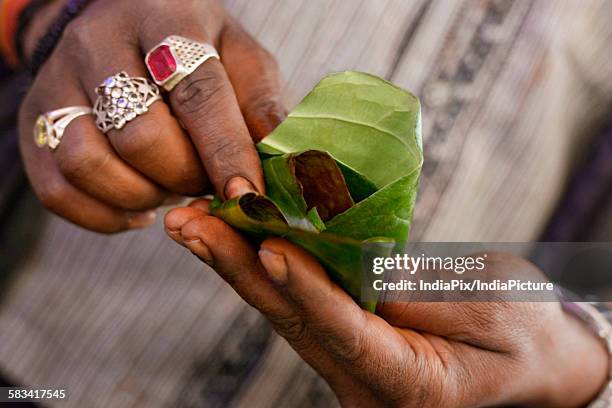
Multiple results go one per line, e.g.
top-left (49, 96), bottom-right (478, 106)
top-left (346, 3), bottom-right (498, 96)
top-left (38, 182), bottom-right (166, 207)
top-left (19, 0), bottom-right (284, 233)
top-left (165, 201), bottom-right (609, 407)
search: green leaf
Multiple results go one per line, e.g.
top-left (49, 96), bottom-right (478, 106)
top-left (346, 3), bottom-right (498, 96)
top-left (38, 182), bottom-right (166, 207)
top-left (210, 193), bottom-right (389, 312)
top-left (258, 71), bottom-right (422, 188)
top-left (263, 150), bottom-right (354, 232)
top-left (211, 72), bottom-right (423, 312)
top-left (336, 162), bottom-right (378, 203)
top-left (325, 170), bottom-right (420, 242)
top-left (306, 208), bottom-right (326, 231)
top-left (210, 194), bottom-right (288, 236)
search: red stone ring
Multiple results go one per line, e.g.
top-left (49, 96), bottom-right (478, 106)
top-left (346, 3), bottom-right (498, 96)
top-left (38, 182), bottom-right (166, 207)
top-left (145, 35), bottom-right (220, 92)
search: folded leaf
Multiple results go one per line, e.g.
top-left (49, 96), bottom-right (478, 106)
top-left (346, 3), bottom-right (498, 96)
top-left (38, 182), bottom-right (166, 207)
top-left (257, 71), bottom-right (422, 188)
top-left (211, 71), bottom-right (423, 312)
top-left (325, 171), bottom-right (420, 242)
top-left (210, 194), bottom-right (288, 235)
top-left (210, 191), bottom-right (389, 312)
top-left (263, 150), bottom-right (353, 232)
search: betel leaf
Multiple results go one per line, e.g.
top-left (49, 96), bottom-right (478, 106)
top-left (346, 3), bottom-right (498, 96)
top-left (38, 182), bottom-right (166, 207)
top-left (257, 71), bottom-right (422, 188)
top-left (210, 191), bottom-right (389, 313)
top-left (324, 171), bottom-right (420, 242)
top-left (211, 71), bottom-right (423, 312)
top-left (263, 150), bottom-right (353, 232)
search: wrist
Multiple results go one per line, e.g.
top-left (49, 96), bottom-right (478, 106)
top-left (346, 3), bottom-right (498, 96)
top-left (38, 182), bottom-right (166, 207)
top-left (536, 308), bottom-right (609, 407)
top-left (20, 0), bottom-right (64, 61)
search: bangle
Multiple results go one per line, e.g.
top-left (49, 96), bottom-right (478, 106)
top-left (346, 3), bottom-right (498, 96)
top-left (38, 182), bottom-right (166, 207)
top-left (26, 0), bottom-right (91, 76)
top-left (561, 301), bottom-right (612, 407)
top-left (14, 0), bottom-right (47, 65)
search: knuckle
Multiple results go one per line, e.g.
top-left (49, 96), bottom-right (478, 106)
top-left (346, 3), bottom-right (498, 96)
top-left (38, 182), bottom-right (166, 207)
top-left (317, 311), bottom-right (369, 363)
top-left (60, 16), bottom-right (129, 64)
top-left (60, 17), bottom-right (99, 62)
top-left (245, 92), bottom-right (282, 118)
top-left (324, 326), bottom-right (367, 363)
top-left (208, 137), bottom-right (242, 160)
top-left (56, 139), bottom-right (109, 182)
top-left (206, 138), bottom-right (254, 182)
top-left (173, 70), bottom-right (225, 115)
top-left (269, 313), bottom-right (308, 345)
top-left (111, 121), bottom-right (161, 160)
top-left (62, 17), bottom-right (95, 48)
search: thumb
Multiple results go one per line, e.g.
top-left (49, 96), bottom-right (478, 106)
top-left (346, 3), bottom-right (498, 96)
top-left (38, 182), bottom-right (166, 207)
top-left (258, 238), bottom-right (410, 372)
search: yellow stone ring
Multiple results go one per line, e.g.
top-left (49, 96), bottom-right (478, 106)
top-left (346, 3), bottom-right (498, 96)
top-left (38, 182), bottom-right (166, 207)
top-left (34, 106), bottom-right (93, 150)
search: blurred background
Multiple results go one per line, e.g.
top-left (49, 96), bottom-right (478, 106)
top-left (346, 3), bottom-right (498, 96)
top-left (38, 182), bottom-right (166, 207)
top-left (0, 1), bottom-right (611, 407)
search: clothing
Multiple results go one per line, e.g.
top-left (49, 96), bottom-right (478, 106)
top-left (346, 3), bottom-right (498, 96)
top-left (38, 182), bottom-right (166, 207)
top-left (0, 0), bottom-right (33, 66)
top-left (0, 1), bottom-right (611, 407)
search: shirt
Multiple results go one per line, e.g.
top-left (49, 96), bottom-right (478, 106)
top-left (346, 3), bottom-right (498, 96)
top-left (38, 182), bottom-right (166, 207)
top-left (0, 1), bottom-right (611, 407)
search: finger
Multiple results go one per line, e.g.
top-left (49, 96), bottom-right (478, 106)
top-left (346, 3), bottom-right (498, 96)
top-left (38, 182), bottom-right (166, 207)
top-left (140, 30), bottom-right (265, 199)
top-left (45, 76), bottom-right (167, 210)
top-left (220, 20), bottom-right (286, 141)
top-left (258, 239), bottom-right (414, 376)
top-left (164, 209), bottom-right (374, 400)
top-left (164, 206), bottom-right (207, 244)
top-left (19, 102), bottom-right (155, 232)
top-left (188, 197), bottom-right (211, 213)
top-left (165, 201), bottom-right (285, 311)
top-left (68, 23), bottom-right (209, 196)
top-left (183, 215), bottom-right (288, 312)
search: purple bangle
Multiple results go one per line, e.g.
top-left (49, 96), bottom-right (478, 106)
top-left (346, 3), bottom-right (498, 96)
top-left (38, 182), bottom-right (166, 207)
top-left (560, 300), bottom-right (612, 407)
top-left (26, 0), bottom-right (92, 77)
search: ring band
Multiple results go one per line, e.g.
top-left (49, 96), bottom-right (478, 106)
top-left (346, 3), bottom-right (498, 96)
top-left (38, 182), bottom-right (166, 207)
top-left (94, 72), bottom-right (162, 133)
top-left (34, 106), bottom-right (93, 150)
top-left (145, 35), bottom-right (220, 92)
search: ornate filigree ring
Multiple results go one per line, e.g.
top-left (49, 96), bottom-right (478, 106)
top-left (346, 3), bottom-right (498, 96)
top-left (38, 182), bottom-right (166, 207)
top-left (34, 106), bottom-right (93, 150)
top-left (93, 72), bottom-right (162, 133)
top-left (145, 35), bottom-right (220, 92)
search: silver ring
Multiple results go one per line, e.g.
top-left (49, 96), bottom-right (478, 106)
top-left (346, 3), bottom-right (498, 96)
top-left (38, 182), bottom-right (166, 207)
top-left (34, 106), bottom-right (93, 150)
top-left (145, 35), bottom-right (220, 92)
top-left (94, 72), bottom-right (162, 133)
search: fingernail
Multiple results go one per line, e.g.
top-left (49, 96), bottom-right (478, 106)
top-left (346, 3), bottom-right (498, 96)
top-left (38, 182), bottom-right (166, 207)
top-left (225, 176), bottom-right (257, 199)
top-left (183, 238), bottom-right (214, 266)
top-left (259, 248), bottom-right (288, 285)
top-left (164, 227), bottom-right (182, 244)
top-left (128, 210), bottom-right (157, 229)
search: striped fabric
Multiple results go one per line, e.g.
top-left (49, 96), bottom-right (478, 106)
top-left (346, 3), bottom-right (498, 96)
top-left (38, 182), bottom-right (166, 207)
top-left (0, 1), bottom-right (610, 407)
top-left (543, 118), bottom-right (612, 241)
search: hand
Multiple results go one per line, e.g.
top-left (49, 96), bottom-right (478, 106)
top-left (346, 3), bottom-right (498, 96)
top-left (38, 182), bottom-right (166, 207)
top-left (19, 0), bottom-right (284, 232)
top-left (165, 200), bottom-right (608, 407)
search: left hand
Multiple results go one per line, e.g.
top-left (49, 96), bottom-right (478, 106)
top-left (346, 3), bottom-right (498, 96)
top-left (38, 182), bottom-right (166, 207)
top-left (165, 200), bottom-right (608, 408)
top-left (19, 0), bottom-right (283, 233)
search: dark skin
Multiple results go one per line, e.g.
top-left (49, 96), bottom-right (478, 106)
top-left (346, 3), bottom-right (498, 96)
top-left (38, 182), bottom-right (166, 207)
top-left (18, 1), bottom-right (608, 405)
top-left (19, 0), bottom-right (283, 232)
top-left (165, 199), bottom-right (609, 408)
